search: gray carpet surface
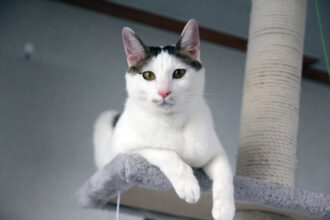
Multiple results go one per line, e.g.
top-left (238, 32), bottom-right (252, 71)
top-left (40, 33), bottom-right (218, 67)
top-left (76, 154), bottom-right (330, 219)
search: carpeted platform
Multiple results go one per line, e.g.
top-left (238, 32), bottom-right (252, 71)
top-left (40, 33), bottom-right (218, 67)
top-left (77, 154), bottom-right (330, 219)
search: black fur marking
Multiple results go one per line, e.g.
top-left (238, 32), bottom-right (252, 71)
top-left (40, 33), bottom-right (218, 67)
top-left (162, 45), bottom-right (176, 54)
top-left (112, 113), bottom-right (121, 128)
top-left (149, 46), bottom-right (162, 56)
top-left (127, 45), bottom-right (202, 74)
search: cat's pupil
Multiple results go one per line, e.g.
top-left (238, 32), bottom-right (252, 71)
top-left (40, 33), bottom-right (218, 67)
top-left (142, 71), bottom-right (156, 81)
top-left (173, 69), bottom-right (186, 79)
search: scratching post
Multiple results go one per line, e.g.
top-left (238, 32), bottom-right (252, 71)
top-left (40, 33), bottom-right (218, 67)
top-left (236, 0), bottom-right (307, 219)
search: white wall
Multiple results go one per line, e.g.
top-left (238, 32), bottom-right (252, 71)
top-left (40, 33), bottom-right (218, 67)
top-left (0, 1), bottom-right (329, 220)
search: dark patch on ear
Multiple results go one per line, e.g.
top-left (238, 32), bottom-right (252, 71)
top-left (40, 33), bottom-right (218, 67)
top-left (127, 34), bottom-right (151, 74)
top-left (176, 50), bottom-right (202, 70)
top-left (160, 44), bottom-right (203, 70)
top-left (162, 40), bottom-right (202, 70)
top-left (128, 55), bottom-right (151, 73)
top-left (112, 113), bottom-right (121, 128)
top-left (173, 37), bottom-right (202, 70)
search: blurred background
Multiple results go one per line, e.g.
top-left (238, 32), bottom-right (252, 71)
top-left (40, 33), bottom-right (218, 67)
top-left (0, 0), bottom-right (329, 219)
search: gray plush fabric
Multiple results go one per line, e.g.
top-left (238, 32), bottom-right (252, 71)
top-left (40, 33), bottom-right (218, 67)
top-left (77, 154), bottom-right (330, 219)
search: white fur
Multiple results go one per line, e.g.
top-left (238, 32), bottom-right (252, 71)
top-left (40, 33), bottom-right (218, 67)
top-left (94, 20), bottom-right (235, 220)
top-left (93, 110), bottom-right (118, 169)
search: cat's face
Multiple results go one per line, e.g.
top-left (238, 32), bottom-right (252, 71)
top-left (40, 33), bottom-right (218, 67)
top-left (122, 19), bottom-right (204, 113)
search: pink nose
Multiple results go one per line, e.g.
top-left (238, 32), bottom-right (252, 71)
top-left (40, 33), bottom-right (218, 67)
top-left (158, 89), bottom-right (171, 99)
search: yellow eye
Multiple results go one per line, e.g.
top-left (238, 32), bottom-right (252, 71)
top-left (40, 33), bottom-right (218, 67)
top-left (173, 69), bottom-right (186, 79)
top-left (142, 71), bottom-right (156, 81)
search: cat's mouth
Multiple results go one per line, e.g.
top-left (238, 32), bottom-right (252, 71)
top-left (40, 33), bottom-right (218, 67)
top-left (160, 101), bottom-right (173, 106)
top-left (158, 101), bottom-right (175, 111)
top-left (152, 98), bottom-right (175, 108)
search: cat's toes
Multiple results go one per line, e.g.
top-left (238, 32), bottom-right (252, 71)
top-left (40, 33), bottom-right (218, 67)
top-left (174, 176), bottom-right (200, 204)
top-left (212, 197), bottom-right (235, 220)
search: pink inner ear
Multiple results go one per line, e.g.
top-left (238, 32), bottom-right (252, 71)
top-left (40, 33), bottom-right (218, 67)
top-left (122, 27), bottom-right (146, 66)
top-left (128, 54), bottom-right (145, 66)
top-left (186, 48), bottom-right (199, 60)
top-left (179, 20), bottom-right (200, 60)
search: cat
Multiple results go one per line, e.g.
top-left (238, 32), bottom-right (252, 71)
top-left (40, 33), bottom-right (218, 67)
top-left (94, 19), bottom-right (235, 220)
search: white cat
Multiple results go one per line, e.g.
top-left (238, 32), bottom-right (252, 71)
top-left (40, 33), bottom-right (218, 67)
top-left (94, 19), bottom-right (235, 220)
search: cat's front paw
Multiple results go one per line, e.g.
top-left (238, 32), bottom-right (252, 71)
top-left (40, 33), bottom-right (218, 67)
top-left (172, 173), bottom-right (200, 204)
top-left (212, 196), bottom-right (235, 220)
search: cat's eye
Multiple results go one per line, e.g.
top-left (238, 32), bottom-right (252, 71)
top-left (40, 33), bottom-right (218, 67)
top-left (142, 71), bottom-right (156, 81)
top-left (173, 69), bottom-right (186, 79)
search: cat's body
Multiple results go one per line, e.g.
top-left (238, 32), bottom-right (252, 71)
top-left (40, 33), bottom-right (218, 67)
top-left (111, 97), bottom-right (219, 167)
top-left (94, 20), bottom-right (235, 220)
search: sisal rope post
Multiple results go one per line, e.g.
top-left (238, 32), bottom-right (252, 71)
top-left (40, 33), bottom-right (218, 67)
top-left (236, 0), bottom-right (307, 219)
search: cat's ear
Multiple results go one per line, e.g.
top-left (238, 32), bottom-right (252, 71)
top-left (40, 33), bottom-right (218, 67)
top-left (176, 19), bottom-right (200, 60)
top-left (122, 27), bottom-right (148, 66)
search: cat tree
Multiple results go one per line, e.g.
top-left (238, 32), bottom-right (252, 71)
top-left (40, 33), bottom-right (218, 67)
top-left (236, 0), bottom-right (306, 219)
top-left (76, 0), bottom-right (330, 219)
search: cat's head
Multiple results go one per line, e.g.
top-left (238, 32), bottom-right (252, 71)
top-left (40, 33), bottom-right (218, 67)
top-left (122, 19), bottom-right (205, 113)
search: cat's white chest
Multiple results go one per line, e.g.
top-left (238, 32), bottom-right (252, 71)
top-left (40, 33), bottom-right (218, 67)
top-left (131, 114), bottom-right (185, 152)
top-left (111, 100), bottom-right (218, 168)
top-left (141, 125), bottom-right (184, 151)
top-left (113, 112), bottom-right (215, 168)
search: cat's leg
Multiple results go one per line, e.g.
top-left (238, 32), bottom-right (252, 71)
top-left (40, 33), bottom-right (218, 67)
top-left (131, 148), bottom-right (200, 204)
top-left (203, 154), bottom-right (235, 220)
